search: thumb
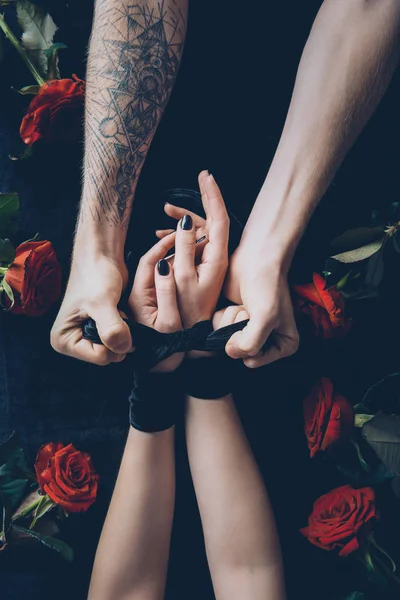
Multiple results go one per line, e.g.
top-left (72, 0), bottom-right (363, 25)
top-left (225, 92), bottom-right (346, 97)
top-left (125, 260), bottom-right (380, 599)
top-left (90, 304), bottom-right (132, 354)
top-left (225, 315), bottom-right (272, 359)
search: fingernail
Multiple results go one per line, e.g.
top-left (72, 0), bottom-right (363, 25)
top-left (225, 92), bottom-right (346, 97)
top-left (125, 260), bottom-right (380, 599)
top-left (157, 259), bottom-right (170, 276)
top-left (197, 235), bottom-right (206, 243)
top-left (181, 215), bottom-right (193, 230)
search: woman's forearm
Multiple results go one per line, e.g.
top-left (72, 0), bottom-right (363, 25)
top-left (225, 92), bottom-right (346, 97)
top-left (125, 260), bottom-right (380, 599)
top-left (185, 395), bottom-right (285, 600)
top-left (241, 0), bottom-right (400, 269)
top-left (88, 427), bottom-right (175, 600)
top-left (77, 0), bottom-right (188, 261)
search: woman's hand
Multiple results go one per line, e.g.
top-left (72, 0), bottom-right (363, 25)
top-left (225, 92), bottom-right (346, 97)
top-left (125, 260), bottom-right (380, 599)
top-left (129, 233), bottom-right (184, 373)
top-left (157, 171), bottom-right (230, 329)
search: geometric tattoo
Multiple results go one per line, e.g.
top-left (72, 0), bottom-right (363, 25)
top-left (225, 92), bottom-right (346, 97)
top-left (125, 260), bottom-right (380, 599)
top-left (84, 1), bottom-right (186, 226)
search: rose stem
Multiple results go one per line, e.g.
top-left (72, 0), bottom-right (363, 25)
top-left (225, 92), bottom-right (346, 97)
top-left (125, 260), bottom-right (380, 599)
top-left (0, 15), bottom-right (45, 86)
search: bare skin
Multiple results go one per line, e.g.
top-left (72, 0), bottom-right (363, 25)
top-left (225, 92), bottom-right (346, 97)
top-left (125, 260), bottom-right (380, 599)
top-left (224, 0), bottom-right (400, 367)
top-left (89, 175), bottom-right (285, 599)
top-left (159, 0), bottom-right (400, 367)
top-left (51, 0), bottom-right (188, 365)
top-left (52, 0), bottom-right (400, 369)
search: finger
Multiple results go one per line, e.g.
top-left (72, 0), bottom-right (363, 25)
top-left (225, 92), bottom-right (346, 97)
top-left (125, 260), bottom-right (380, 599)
top-left (198, 170), bottom-right (210, 217)
top-left (203, 174), bottom-right (229, 262)
top-left (225, 314), bottom-right (273, 360)
top-left (155, 228), bottom-right (175, 239)
top-left (234, 308), bottom-right (250, 323)
top-left (217, 305), bottom-right (245, 329)
top-left (164, 203), bottom-right (206, 229)
top-left (134, 232), bottom-right (176, 291)
top-left (90, 303), bottom-right (132, 354)
top-left (51, 322), bottom-right (127, 366)
top-left (154, 259), bottom-right (181, 333)
top-left (174, 214), bottom-right (197, 282)
top-left (244, 332), bottom-right (300, 369)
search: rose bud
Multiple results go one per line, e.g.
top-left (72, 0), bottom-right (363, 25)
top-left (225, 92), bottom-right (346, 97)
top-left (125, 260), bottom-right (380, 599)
top-left (35, 442), bottom-right (99, 513)
top-left (300, 485), bottom-right (377, 556)
top-left (293, 273), bottom-right (352, 339)
top-left (4, 240), bottom-right (62, 317)
top-left (20, 75), bottom-right (85, 146)
top-left (304, 377), bottom-right (354, 457)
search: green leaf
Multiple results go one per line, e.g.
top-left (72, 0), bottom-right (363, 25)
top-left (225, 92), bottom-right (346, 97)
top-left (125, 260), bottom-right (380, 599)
top-left (358, 372), bottom-right (400, 415)
top-left (332, 240), bottom-right (384, 264)
top-left (0, 238), bottom-right (15, 265)
top-left (0, 193), bottom-right (19, 236)
top-left (335, 271), bottom-right (352, 290)
top-left (12, 488), bottom-right (41, 522)
top-left (324, 257), bottom-right (354, 288)
top-left (10, 524), bottom-right (74, 561)
top-left (18, 84), bottom-right (40, 95)
top-left (45, 42), bottom-right (66, 80)
top-left (331, 226), bottom-right (385, 251)
top-left (33, 514), bottom-right (59, 537)
top-left (30, 494), bottom-right (55, 529)
top-left (334, 436), bottom-right (394, 487)
top-left (1, 278), bottom-right (15, 310)
top-left (354, 414), bottom-right (375, 428)
top-left (362, 414), bottom-right (400, 476)
top-left (16, 1), bottom-right (58, 78)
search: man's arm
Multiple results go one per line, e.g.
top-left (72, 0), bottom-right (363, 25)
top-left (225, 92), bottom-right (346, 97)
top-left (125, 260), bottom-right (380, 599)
top-left (225, 0), bottom-right (400, 367)
top-left (51, 0), bottom-right (188, 364)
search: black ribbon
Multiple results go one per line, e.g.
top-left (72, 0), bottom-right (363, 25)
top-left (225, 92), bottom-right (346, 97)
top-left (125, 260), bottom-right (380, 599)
top-left (82, 318), bottom-right (255, 371)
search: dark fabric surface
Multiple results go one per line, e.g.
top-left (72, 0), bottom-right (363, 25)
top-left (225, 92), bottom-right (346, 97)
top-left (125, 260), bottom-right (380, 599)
top-left (0, 1), bottom-right (400, 599)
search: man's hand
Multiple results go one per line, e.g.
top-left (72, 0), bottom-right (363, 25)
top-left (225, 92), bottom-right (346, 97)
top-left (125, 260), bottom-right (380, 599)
top-left (223, 251), bottom-right (299, 368)
top-left (51, 255), bottom-right (132, 365)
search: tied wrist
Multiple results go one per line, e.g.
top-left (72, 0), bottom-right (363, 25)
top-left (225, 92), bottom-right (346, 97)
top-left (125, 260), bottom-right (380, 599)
top-left (181, 354), bottom-right (235, 400)
top-left (129, 370), bottom-right (183, 433)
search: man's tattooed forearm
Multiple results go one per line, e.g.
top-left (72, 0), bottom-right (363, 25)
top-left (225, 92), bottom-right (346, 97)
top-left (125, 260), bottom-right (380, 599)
top-left (84, 1), bottom-right (186, 226)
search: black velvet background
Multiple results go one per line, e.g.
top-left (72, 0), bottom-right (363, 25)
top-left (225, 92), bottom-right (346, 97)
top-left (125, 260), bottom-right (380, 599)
top-left (0, 1), bottom-right (399, 598)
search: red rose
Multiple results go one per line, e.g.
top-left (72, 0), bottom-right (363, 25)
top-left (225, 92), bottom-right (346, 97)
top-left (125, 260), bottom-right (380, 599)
top-left (35, 442), bottom-right (99, 513)
top-left (300, 485), bottom-right (377, 556)
top-left (20, 75), bottom-right (85, 146)
top-left (293, 273), bottom-right (352, 339)
top-left (304, 377), bottom-right (354, 457)
top-left (4, 240), bottom-right (62, 317)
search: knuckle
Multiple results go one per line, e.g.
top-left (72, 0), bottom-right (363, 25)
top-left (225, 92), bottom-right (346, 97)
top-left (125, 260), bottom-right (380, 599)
top-left (175, 270), bottom-right (194, 286)
top-left (96, 354), bottom-right (112, 367)
top-left (239, 341), bottom-right (260, 357)
top-left (158, 319), bottom-right (181, 333)
top-left (100, 323), bottom-right (124, 346)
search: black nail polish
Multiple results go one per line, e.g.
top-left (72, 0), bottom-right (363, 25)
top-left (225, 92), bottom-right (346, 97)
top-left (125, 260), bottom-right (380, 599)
top-left (157, 259), bottom-right (170, 276)
top-left (181, 215), bottom-right (193, 230)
